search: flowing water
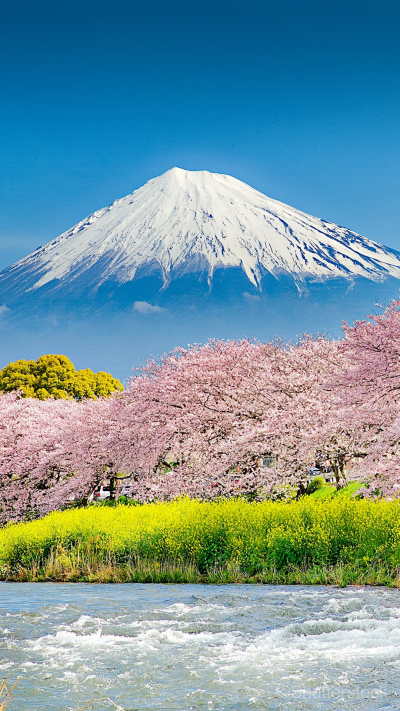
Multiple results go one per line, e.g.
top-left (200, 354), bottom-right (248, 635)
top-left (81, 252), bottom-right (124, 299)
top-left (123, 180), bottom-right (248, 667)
top-left (1, 583), bottom-right (400, 710)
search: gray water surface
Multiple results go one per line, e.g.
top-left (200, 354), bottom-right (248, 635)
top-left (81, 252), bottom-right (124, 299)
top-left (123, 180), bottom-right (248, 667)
top-left (1, 583), bottom-right (400, 710)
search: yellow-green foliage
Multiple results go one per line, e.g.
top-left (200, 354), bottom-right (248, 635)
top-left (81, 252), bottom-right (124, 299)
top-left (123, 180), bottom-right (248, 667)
top-left (0, 354), bottom-right (123, 400)
top-left (310, 481), bottom-right (363, 500)
top-left (1, 498), bottom-right (400, 584)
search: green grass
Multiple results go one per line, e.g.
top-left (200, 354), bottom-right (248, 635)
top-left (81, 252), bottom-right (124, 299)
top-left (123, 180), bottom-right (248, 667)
top-left (1, 496), bottom-right (399, 585)
top-left (310, 481), bottom-right (363, 500)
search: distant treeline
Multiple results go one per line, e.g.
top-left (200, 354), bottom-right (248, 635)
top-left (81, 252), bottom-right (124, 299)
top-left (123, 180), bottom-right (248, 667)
top-left (1, 299), bottom-right (400, 524)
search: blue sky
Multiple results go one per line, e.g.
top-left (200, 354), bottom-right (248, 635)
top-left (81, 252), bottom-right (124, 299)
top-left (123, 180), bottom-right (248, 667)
top-left (1, 0), bottom-right (399, 270)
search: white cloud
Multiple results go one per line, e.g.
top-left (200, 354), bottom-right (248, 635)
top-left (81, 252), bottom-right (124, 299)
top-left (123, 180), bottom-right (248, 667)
top-left (243, 291), bottom-right (261, 301)
top-left (0, 303), bottom-right (10, 317)
top-left (133, 301), bottom-right (165, 314)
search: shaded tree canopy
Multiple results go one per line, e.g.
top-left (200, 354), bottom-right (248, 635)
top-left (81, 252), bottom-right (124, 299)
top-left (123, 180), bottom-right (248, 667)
top-left (0, 354), bottom-right (123, 400)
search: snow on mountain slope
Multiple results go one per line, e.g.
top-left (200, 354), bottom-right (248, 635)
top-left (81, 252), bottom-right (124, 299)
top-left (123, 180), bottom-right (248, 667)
top-left (3, 167), bottom-right (400, 294)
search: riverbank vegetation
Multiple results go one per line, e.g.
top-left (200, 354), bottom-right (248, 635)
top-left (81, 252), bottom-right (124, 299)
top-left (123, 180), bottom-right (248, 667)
top-left (0, 675), bottom-right (17, 710)
top-left (1, 497), bottom-right (400, 585)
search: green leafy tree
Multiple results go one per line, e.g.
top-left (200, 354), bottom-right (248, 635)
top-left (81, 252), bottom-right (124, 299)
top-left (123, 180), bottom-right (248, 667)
top-left (0, 354), bottom-right (123, 400)
top-left (306, 476), bottom-right (325, 495)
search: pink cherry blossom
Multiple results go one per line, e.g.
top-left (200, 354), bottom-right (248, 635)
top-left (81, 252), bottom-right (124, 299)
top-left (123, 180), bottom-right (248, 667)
top-left (2, 299), bottom-right (400, 522)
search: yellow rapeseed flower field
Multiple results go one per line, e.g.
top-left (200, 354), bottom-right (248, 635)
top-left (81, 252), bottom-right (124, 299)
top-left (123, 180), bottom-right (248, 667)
top-left (1, 498), bottom-right (400, 585)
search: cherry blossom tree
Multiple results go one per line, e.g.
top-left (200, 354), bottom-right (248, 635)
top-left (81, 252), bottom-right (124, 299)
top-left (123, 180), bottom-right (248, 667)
top-left (116, 336), bottom-right (347, 499)
top-left (0, 336), bottom-right (356, 522)
top-left (4, 299), bottom-right (400, 524)
top-left (0, 392), bottom-right (114, 523)
top-left (337, 299), bottom-right (400, 496)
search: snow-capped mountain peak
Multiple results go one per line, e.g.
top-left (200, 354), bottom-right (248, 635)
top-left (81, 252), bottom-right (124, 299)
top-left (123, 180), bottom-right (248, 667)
top-left (3, 167), bottom-right (400, 295)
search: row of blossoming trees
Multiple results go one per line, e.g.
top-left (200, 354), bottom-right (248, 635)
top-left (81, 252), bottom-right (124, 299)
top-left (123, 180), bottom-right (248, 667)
top-left (1, 300), bottom-right (400, 523)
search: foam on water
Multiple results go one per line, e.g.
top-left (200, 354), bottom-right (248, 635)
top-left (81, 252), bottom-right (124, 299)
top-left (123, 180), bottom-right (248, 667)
top-left (1, 583), bottom-right (400, 710)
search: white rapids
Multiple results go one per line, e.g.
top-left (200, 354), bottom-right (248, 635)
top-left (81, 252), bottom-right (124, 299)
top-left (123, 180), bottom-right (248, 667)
top-left (1, 583), bottom-right (400, 710)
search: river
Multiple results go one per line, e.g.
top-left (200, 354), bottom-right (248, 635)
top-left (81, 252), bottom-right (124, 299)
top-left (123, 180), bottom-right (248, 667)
top-left (1, 583), bottom-right (400, 710)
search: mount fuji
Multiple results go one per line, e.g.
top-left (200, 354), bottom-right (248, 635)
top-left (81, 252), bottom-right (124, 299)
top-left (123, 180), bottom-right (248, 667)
top-left (1, 168), bottom-right (400, 380)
